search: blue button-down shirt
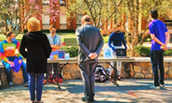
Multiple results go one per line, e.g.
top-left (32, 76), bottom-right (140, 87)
top-left (47, 34), bottom-right (61, 45)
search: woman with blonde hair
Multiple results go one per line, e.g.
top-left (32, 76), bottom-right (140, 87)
top-left (20, 17), bottom-right (51, 103)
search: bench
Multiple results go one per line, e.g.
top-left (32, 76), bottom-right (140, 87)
top-left (64, 38), bottom-right (78, 46)
top-left (0, 64), bottom-right (25, 87)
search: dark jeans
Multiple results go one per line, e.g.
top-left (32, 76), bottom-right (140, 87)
top-left (2, 57), bottom-right (28, 83)
top-left (79, 60), bottom-right (97, 100)
top-left (150, 50), bottom-right (164, 86)
top-left (44, 63), bottom-right (59, 80)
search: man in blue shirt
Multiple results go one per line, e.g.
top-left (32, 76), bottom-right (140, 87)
top-left (148, 9), bottom-right (170, 89)
top-left (44, 25), bottom-right (62, 85)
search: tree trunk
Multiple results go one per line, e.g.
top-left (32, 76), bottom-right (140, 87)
top-left (4, 19), bottom-right (9, 32)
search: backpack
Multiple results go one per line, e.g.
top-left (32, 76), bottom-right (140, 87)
top-left (95, 65), bottom-right (109, 83)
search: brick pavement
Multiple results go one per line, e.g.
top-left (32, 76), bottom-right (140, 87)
top-left (0, 79), bottom-right (172, 103)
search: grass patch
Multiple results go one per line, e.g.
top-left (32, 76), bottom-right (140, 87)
top-left (103, 36), bottom-right (109, 43)
top-left (0, 33), bottom-right (109, 43)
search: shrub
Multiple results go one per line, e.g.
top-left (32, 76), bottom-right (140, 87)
top-left (61, 46), bottom-right (78, 58)
top-left (135, 45), bottom-right (172, 57)
top-left (135, 45), bottom-right (150, 57)
top-left (164, 49), bottom-right (172, 56)
top-left (144, 38), bottom-right (151, 42)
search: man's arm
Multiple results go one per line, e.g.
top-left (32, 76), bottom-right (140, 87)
top-left (150, 34), bottom-right (164, 46)
top-left (50, 36), bottom-right (62, 50)
top-left (0, 42), bottom-right (9, 62)
top-left (52, 45), bottom-right (61, 50)
top-left (150, 31), bottom-right (170, 47)
top-left (108, 33), bottom-right (116, 51)
top-left (165, 31), bottom-right (170, 46)
top-left (0, 42), bottom-right (14, 65)
top-left (149, 23), bottom-right (166, 46)
top-left (56, 36), bottom-right (62, 49)
top-left (76, 28), bottom-right (91, 56)
top-left (16, 41), bottom-right (23, 60)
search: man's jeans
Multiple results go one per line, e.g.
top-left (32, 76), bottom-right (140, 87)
top-left (1, 57), bottom-right (28, 83)
top-left (44, 63), bottom-right (59, 80)
top-left (150, 50), bottom-right (164, 86)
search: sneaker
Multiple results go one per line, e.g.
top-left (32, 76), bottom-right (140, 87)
top-left (59, 78), bottom-right (63, 83)
top-left (112, 81), bottom-right (119, 86)
top-left (160, 84), bottom-right (165, 88)
top-left (23, 83), bottom-right (28, 87)
top-left (150, 85), bottom-right (160, 89)
top-left (55, 76), bottom-right (63, 83)
top-left (47, 79), bottom-right (52, 83)
top-left (9, 82), bottom-right (13, 86)
top-left (82, 97), bottom-right (89, 101)
top-left (156, 86), bottom-right (160, 89)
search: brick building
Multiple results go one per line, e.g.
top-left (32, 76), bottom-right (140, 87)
top-left (22, 0), bottom-right (80, 30)
top-left (22, 0), bottom-right (172, 32)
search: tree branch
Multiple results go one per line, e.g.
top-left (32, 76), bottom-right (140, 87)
top-left (98, 0), bottom-right (123, 28)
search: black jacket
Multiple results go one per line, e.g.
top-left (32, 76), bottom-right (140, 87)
top-left (75, 24), bottom-right (104, 62)
top-left (19, 31), bottom-right (51, 73)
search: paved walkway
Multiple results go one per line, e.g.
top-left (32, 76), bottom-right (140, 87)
top-left (0, 79), bottom-right (172, 103)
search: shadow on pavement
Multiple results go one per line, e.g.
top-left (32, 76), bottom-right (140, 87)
top-left (90, 101), bottom-right (129, 103)
top-left (0, 85), bottom-right (28, 92)
top-left (63, 84), bottom-right (153, 94)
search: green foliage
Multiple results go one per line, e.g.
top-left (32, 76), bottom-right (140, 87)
top-left (103, 36), bottom-right (109, 43)
top-left (164, 49), bottom-right (172, 56)
top-left (140, 0), bottom-right (172, 17)
top-left (135, 45), bottom-right (172, 57)
top-left (0, 0), bottom-right (41, 35)
top-left (135, 45), bottom-right (150, 57)
top-left (61, 46), bottom-right (78, 58)
top-left (144, 38), bottom-right (151, 42)
top-left (67, 0), bottom-right (121, 28)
